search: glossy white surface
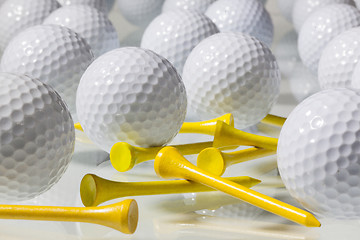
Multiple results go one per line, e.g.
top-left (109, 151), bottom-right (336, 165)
top-left (182, 32), bottom-right (280, 129)
top-left (298, 4), bottom-right (360, 75)
top-left (278, 88), bottom-right (360, 218)
top-left (205, 0), bottom-right (274, 46)
top-left (292, 0), bottom-right (355, 32)
top-left (0, 73), bottom-right (74, 201)
top-left (1, 25), bottom-right (94, 118)
top-left (44, 5), bottom-right (119, 58)
top-left (318, 27), bottom-right (360, 89)
top-left (0, 0), bottom-right (59, 54)
top-left (76, 47), bottom-right (187, 152)
top-left (162, 0), bottom-right (216, 13)
top-left (141, 10), bottom-right (219, 73)
top-left (1, 1), bottom-right (360, 239)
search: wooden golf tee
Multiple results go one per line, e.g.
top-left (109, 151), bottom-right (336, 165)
top-left (213, 121), bottom-right (278, 150)
top-left (261, 114), bottom-right (286, 127)
top-left (154, 147), bottom-right (321, 228)
top-left (0, 199), bottom-right (138, 234)
top-left (80, 174), bottom-right (261, 207)
top-left (75, 113), bottom-right (233, 135)
top-left (197, 147), bottom-right (276, 176)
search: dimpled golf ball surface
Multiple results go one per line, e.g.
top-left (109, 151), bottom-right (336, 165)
top-left (44, 5), bottom-right (119, 58)
top-left (0, 0), bottom-right (60, 54)
top-left (0, 73), bottom-right (75, 201)
top-left (205, 0), bottom-right (273, 46)
top-left (117, 0), bottom-right (165, 27)
top-left (352, 60), bottom-right (360, 88)
top-left (162, 0), bottom-right (216, 13)
top-left (292, 0), bottom-right (355, 32)
top-left (318, 27), bottom-right (360, 89)
top-left (57, 0), bottom-right (109, 13)
top-left (182, 32), bottom-right (280, 129)
top-left (1, 25), bottom-right (94, 117)
top-left (141, 10), bottom-right (218, 73)
top-left (76, 47), bottom-right (187, 153)
top-left (278, 88), bottom-right (360, 218)
top-left (298, 4), bottom-right (360, 75)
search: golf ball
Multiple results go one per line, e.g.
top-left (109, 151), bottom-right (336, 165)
top-left (278, 88), bottom-right (360, 219)
top-left (162, 0), bottom-right (216, 13)
top-left (292, 0), bottom-right (355, 32)
top-left (352, 59), bottom-right (360, 88)
top-left (318, 27), bottom-right (360, 89)
top-left (76, 47), bottom-right (187, 153)
top-left (277, 0), bottom-right (295, 22)
top-left (117, 0), bottom-right (165, 27)
top-left (141, 10), bottom-right (219, 73)
top-left (1, 25), bottom-right (94, 118)
top-left (44, 5), bottom-right (119, 58)
top-left (0, 0), bottom-right (60, 54)
top-left (57, 0), bottom-right (109, 13)
top-left (0, 72), bottom-right (75, 202)
top-left (182, 32), bottom-right (281, 129)
top-left (205, 0), bottom-right (274, 46)
top-left (298, 4), bottom-right (360, 75)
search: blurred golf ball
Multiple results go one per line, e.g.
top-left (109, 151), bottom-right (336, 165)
top-left (44, 5), bottom-right (119, 58)
top-left (0, 72), bottom-right (75, 202)
top-left (318, 27), bottom-right (360, 89)
top-left (205, 0), bottom-right (274, 46)
top-left (278, 88), bottom-right (360, 219)
top-left (1, 25), bottom-right (94, 118)
top-left (141, 10), bottom-right (219, 73)
top-left (162, 0), bottom-right (216, 13)
top-left (117, 0), bottom-right (165, 27)
top-left (76, 47), bottom-right (187, 153)
top-left (0, 0), bottom-right (60, 54)
top-left (57, 0), bottom-right (110, 13)
top-left (182, 32), bottom-right (280, 129)
top-left (298, 4), bottom-right (360, 75)
top-left (292, 0), bottom-right (355, 32)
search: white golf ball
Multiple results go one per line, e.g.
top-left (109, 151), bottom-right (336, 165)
top-left (117, 0), bottom-right (165, 27)
top-left (205, 0), bottom-right (274, 46)
top-left (277, 0), bottom-right (295, 22)
top-left (1, 25), bottom-right (94, 119)
top-left (182, 32), bottom-right (281, 129)
top-left (318, 27), bottom-right (360, 89)
top-left (278, 88), bottom-right (360, 219)
top-left (43, 5), bottom-right (119, 58)
top-left (76, 47), bottom-right (187, 153)
top-left (0, 72), bottom-right (75, 202)
top-left (292, 0), bottom-right (355, 33)
top-left (0, 0), bottom-right (60, 54)
top-left (289, 62), bottom-right (320, 102)
top-left (162, 0), bottom-right (216, 13)
top-left (57, 0), bottom-right (110, 13)
top-left (141, 10), bottom-right (219, 73)
top-left (298, 4), bottom-right (360, 75)
top-left (352, 60), bottom-right (360, 88)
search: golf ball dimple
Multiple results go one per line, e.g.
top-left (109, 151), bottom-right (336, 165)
top-left (141, 10), bottom-right (219, 73)
top-left (278, 88), bottom-right (360, 218)
top-left (117, 0), bottom-right (165, 27)
top-left (205, 0), bottom-right (274, 46)
top-left (182, 32), bottom-right (281, 129)
top-left (0, 0), bottom-right (60, 54)
top-left (292, 0), bottom-right (355, 33)
top-left (57, 0), bottom-right (109, 13)
top-left (1, 25), bottom-right (94, 118)
top-left (318, 27), bottom-right (360, 89)
top-left (76, 47), bottom-right (187, 153)
top-left (0, 72), bottom-right (75, 202)
top-left (298, 4), bottom-right (360, 75)
top-left (43, 5), bottom-right (119, 58)
top-left (162, 0), bottom-right (216, 13)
